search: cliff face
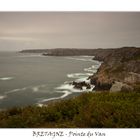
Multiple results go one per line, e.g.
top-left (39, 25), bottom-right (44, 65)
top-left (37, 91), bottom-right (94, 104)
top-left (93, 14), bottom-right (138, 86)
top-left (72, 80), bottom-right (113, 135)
top-left (90, 47), bottom-right (140, 92)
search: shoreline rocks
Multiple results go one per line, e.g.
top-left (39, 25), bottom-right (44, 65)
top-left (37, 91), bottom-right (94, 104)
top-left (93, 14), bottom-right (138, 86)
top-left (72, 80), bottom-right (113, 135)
top-left (110, 81), bottom-right (134, 92)
top-left (70, 81), bottom-right (91, 90)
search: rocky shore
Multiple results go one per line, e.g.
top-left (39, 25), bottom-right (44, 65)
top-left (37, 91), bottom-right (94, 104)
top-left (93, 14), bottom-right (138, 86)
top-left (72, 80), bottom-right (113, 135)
top-left (20, 47), bottom-right (140, 92)
top-left (90, 47), bottom-right (140, 92)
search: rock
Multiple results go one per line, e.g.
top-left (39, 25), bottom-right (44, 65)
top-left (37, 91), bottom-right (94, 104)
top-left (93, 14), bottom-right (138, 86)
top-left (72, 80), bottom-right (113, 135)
top-left (90, 76), bottom-right (97, 85)
top-left (89, 47), bottom-right (140, 92)
top-left (124, 72), bottom-right (140, 84)
top-left (71, 81), bottom-right (91, 90)
top-left (110, 81), bottom-right (133, 92)
top-left (94, 82), bottom-right (112, 91)
top-left (42, 53), bottom-right (48, 56)
top-left (86, 84), bottom-right (91, 89)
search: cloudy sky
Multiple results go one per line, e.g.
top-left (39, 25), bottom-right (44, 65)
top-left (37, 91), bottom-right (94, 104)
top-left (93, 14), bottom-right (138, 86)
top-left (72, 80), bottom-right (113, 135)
top-left (0, 12), bottom-right (140, 51)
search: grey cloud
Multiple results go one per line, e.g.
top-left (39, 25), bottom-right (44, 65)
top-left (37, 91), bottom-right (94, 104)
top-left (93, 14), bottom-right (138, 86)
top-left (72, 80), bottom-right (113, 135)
top-left (0, 12), bottom-right (140, 51)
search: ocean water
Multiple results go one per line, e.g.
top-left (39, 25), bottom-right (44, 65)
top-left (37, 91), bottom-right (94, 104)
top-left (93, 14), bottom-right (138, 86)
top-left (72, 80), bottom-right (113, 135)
top-left (0, 52), bottom-right (101, 109)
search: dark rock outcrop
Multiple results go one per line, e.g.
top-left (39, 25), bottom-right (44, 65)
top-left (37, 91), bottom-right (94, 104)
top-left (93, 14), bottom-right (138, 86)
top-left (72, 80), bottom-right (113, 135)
top-left (71, 81), bottom-right (91, 90)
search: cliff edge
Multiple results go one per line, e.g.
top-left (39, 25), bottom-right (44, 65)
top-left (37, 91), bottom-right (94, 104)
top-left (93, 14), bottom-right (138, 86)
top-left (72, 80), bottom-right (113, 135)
top-left (90, 47), bottom-right (140, 92)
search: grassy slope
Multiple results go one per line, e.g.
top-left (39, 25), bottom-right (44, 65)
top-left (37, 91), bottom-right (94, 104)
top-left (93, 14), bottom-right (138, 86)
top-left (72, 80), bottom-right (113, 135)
top-left (0, 91), bottom-right (140, 128)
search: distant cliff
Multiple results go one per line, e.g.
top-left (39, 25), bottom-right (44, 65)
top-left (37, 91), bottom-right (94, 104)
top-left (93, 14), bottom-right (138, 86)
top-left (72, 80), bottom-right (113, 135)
top-left (90, 47), bottom-right (140, 92)
top-left (20, 48), bottom-right (113, 57)
top-left (20, 49), bottom-right (50, 53)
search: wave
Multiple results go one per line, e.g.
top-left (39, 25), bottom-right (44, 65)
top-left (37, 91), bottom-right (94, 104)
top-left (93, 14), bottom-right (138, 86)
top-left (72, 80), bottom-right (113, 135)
top-left (75, 77), bottom-right (90, 83)
top-left (84, 67), bottom-right (97, 73)
top-left (32, 84), bottom-right (47, 93)
top-left (39, 89), bottom-right (72, 103)
top-left (39, 82), bottom-right (95, 103)
top-left (56, 83), bottom-right (94, 93)
top-left (39, 96), bottom-right (61, 103)
top-left (4, 87), bottom-right (28, 94)
top-left (0, 77), bottom-right (14, 81)
top-left (84, 64), bottom-right (101, 73)
top-left (67, 72), bottom-right (93, 83)
top-left (67, 73), bottom-right (92, 79)
top-left (4, 84), bottom-right (47, 95)
top-left (0, 95), bottom-right (7, 100)
top-left (32, 87), bottom-right (39, 92)
top-left (41, 57), bottom-right (101, 103)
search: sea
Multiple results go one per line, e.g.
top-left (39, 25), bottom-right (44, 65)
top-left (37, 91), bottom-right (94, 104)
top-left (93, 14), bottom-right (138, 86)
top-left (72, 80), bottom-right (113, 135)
top-left (0, 52), bottom-right (101, 109)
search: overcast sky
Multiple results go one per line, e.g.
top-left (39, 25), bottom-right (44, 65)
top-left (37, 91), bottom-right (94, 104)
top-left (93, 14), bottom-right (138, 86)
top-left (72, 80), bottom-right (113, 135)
top-left (0, 12), bottom-right (140, 51)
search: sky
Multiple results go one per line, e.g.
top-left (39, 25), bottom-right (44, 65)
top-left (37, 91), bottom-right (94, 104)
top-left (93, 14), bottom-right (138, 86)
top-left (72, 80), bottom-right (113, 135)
top-left (0, 12), bottom-right (140, 51)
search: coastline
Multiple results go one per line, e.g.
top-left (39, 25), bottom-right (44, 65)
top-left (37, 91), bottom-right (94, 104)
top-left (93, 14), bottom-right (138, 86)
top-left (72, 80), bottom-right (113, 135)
top-left (39, 56), bottom-right (101, 106)
top-left (90, 47), bottom-right (140, 92)
top-left (20, 46), bottom-right (140, 96)
top-left (0, 47), bottom-right (140, 128)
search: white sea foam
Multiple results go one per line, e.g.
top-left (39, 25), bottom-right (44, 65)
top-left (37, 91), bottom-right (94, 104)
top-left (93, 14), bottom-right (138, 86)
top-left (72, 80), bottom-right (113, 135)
top-left (84, 68), bottom-right (97, 73)
top-left (4, 87), bottom-right (28, 94)
top-left (40, 82), bottom-right (95, 103)
top-left (32, 87), bottom-right (39, 92)
top-left (40, 56), bottom-right (100, 104)
top-left (39, 90), bottom-right (72, 103)
top-left (56, 83), bottom-right (74, 90)
top-left (0, 95), bottom-right (7, 100)
top-left (56, 83), bottom-right (94, 93)
top-left (32, 84), bottom-right (47, 92)
top-left (60, 91), bottom-right (72, 98)
top-left (0, 77), bottom-right (14, 81)
top-left (67, 73), bottom-right (92, 79)
top-left (4, 84), bottom-right (47, 95)
top-left (75, 77), bottom-right (90, 83)
top-left (84, 64), bottom-right (101, 73)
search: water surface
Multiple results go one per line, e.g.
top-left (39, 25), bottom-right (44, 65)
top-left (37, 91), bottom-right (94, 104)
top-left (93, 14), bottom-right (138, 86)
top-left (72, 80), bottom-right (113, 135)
top-left (0, 52), bottom-right (100, 109)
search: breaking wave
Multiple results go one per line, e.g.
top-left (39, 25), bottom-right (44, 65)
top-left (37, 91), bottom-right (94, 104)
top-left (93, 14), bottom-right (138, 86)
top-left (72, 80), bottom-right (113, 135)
top-left (0, 95), bottom-right (7, 100)
top-left (4, 84), bottom-right (47, 95)
top-left (39, 56), bottom-right (101, 104)
top-left (32, 84), bottom-right (47, 93)
top-left (0, 77), bottom-right (14, 81)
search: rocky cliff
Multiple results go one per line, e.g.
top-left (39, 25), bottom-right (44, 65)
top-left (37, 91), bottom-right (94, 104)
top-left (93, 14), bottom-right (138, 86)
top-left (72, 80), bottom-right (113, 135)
top-left (90, 47), bottom-right (140, 92)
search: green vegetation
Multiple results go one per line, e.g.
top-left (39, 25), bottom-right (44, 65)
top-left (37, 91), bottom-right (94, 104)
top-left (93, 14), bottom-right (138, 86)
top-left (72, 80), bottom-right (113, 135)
top-left (0, 92), bottom-right (140, 128)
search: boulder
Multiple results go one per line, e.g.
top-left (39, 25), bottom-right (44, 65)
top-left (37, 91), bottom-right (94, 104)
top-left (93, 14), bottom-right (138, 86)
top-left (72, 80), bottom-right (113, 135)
top-left (110, 81), bottom-right (133, 92)
top-left (71, 81), bottom-right (91, 90)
